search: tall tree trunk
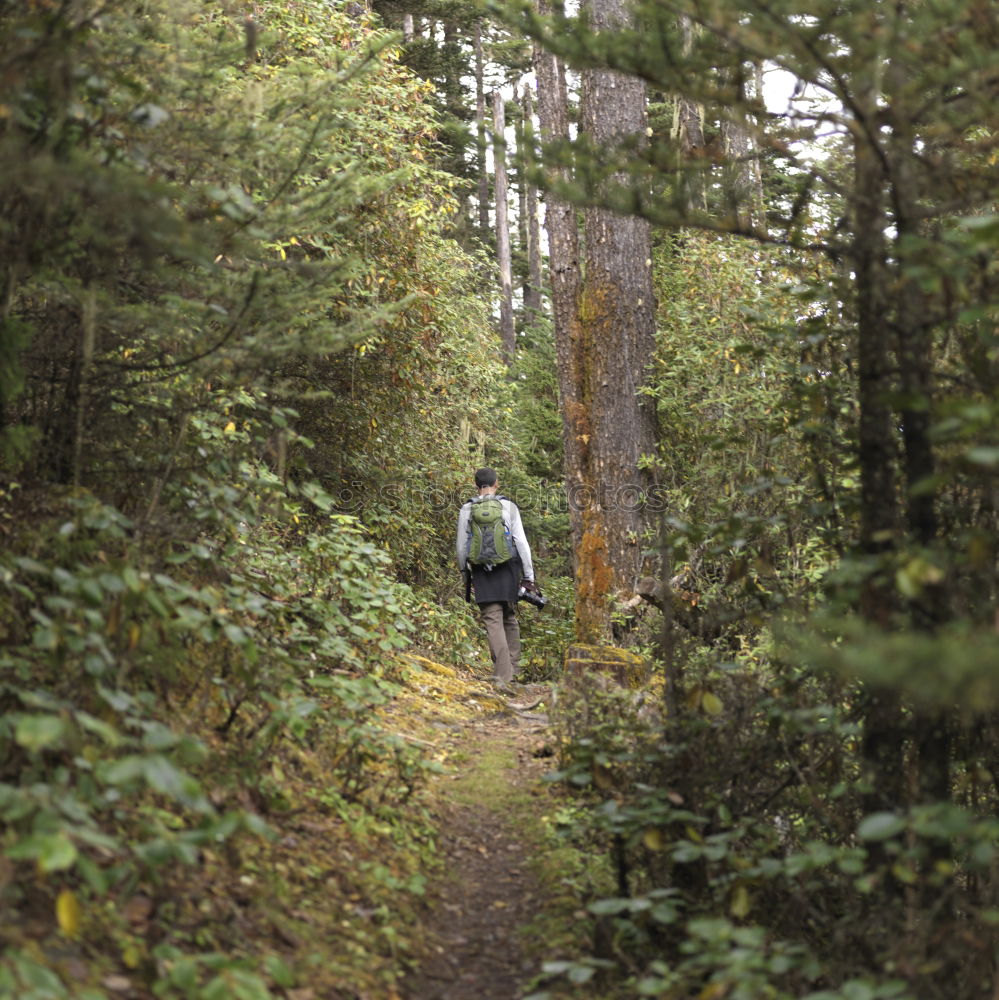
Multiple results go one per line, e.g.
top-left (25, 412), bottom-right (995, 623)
top-left (493, 89), bottom-right (515, 363)
top-left (851, 70), bottom-right (907, 833)
top-left (719, 67), bottom-right (754, 231)
top-left (522, 84), bottom-right (544, 319)
top-left (516, 106), bottom-right (530, 311)
top-left (750, 61), bottom-right (767, 235)
top-left (889, 88), bottom-right (938, 559)
top-left (673, 15), bottom-right (707, 214)
top-left (441, 22), bottom-right (463, 178)
top-left (402, 13), bottom-right (414, 42)
top-left (533, 8), bottom-right (584, 570)
top-left (72, 284), bottom-right (97, 489)
top-left (474, 23), bottom-right (490, 238)
top-left (887, 45), bottom-right (951, 851)
top-left (575, 0), bottom-right (659, 641)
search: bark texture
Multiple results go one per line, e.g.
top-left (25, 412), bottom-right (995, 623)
top-left (535, 0), bottom-right (659, 641)
top-left (573, 0), bottom-right (659, 641)
top-left (474, 24), bottom-right (489, 238)
top-left (673, 16), bottom-right (707, 213)
top-left (492, 90), bottom-right (515, 363)
top-left (522, 84), bottom-right (544, 319)
top-left (719, 66), bottom-right (755, 231)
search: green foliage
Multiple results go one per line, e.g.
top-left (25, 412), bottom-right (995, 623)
top-left (0, 0), bottom-right (479, 500)
top-left (502, 4), bottom-right (995, 984)
top-left (642, 232), bottom-right (833, 658)
top-left (297, 261), bottom-right (515, 589)
top-left (511, 319), bottom-right (563, 482)
top-left (517, 577), bottom-right (576, 681)
top-left (0, 460), bottom-right (435, 991)
top-left (535, 215), bottom-right (998, 1000)
top-left (542, 660), bottom-right (999, 999)
top-left (782, 615), bottom-right (999, 711)
top-left (0, 0), bottom-right (490, 994)
top-left (506, 316), bottom-right (572, 578)
top-left (372, 0), bottom-right (480, 186)
top-left (4, 0), bottom-right (993, 996)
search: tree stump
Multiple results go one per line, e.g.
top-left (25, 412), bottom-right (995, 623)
top-left (563, 643), bottom-right (650, 689)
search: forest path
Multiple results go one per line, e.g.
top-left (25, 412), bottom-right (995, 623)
top-left (399, 681), bottom-right (558, 1000)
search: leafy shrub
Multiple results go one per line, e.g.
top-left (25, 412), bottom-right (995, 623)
top-left (518, 576), bottom-right (577, 681)
top-left (0, 3), bottom-right (471, 990)
top-left (539, 638), bottom-right (999, 1000)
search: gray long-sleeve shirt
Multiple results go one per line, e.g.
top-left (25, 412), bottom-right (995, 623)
top-left (455, 495), bottom-right (534, 581)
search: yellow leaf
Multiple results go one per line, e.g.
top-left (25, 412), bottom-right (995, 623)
top-left (122, 944), bottom-right (142, 969)
top-left (105, 599), bottom-right (121, 637)
top-left (642, 828), bottom-right (666, 851)
top-left (698, 982), bottom-right (731, 1000)
top-left (56, 889), bottom-right (82, 937)
top-left (895, 556), bottom-right (944, 598)
top-left (127, 623), bottom-right (141, 650)
top-left (729, 884), bottom-right (751, 919)
top-left (223, 421), bottom-right (236, 435)
top-left (702, 692), bottom-right (724, 716)
top-left (593, 763), bottom-right (615, 790)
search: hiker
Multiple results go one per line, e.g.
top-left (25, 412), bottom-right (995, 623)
top-left (456, 467), bottom-right (536, 688)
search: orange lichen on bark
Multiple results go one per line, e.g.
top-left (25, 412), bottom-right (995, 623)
top-left (564, 399), bottom-right (590, 438)
top-left (578, 282), bottom-right (613, 329)
top-left (576, 514), bottom-right (615, 643)
top-left (578, 528), bottom-right (613, 596)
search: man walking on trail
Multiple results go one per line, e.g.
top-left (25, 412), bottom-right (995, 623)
top-left (456, 468), bottom-right (535, 689)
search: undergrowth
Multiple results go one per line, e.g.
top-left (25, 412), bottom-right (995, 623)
top-left (533, 655), bottom-right (999, 1000)
top-left (0, 470), bottom-right (452, 999)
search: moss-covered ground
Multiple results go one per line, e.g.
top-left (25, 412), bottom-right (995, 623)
top-left (388, 658), bottom-right (608, 1000)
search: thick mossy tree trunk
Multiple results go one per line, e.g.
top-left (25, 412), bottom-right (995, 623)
top-left (573, 0), bottom-right (658, 642)
top-left (535, 0), bottom-right (658, 642)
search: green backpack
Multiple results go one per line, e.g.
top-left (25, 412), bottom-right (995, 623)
top-left (466, 496), bottom-right (513, 567)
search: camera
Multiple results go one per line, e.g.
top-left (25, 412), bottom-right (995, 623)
top-left (518, 580), bottom-right (548, 609)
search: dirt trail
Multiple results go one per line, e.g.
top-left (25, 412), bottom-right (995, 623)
top-left (401, 689), bottom-right (554, 1000)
